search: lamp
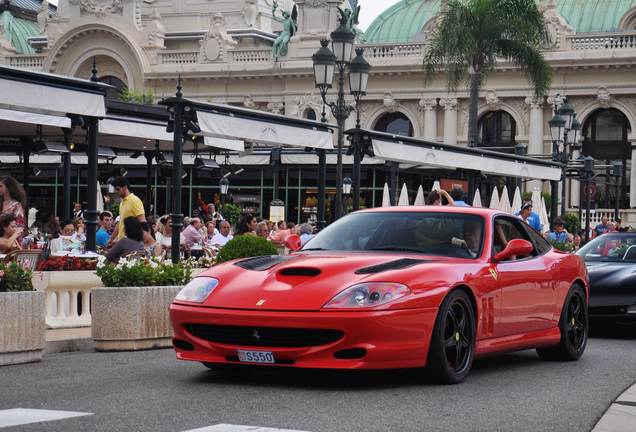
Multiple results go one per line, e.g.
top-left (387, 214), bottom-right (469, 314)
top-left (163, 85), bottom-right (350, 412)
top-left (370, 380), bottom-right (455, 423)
top-left (232, 165), bottom-right (245, 175)
top-left (312, 16), bottom-right (370, 225)
top-left (194, 157), bottom-right (219, 171)
top-left (107, 176), bottom-right (115, 194)
top-left (312, 40), bottom-right (336, 93)
top-left (567, 117), bottom-right (582, 145)
top-left (558, 99), bottom-right (575, 130)
top-left (219, 177), bottom-right (229, 218)
top-left (342, 176), bottom-right (352, 194)
top-left (119, 167), bottom-right (128, 177)
top-left (97, 146), bottom-right (117, 160)
top-left (35, 141), bottom-right (70, 154)
top-left (220, 167), bottom-right (232, 178)
top-left (155, 152), bottom-right (173, 165)
top-left (32, 167), bottom-right (41, 177)
top-left (548, 114), bottom-right (565, 143)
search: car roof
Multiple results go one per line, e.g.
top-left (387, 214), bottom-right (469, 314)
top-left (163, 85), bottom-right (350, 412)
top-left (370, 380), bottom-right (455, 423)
top-left (356, 206), bottom-right (505, 217)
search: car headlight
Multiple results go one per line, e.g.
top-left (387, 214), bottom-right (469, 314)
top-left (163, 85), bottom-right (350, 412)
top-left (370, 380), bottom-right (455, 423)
top-left (323, 282), bottom-right (411, 309)
top-left (174, 277), bottom-right (219, 303)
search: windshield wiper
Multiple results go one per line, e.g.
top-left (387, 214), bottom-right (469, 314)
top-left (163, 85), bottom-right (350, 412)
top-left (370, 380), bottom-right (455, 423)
top-left (370, 246), bottom-right (423, 253)
top-left (301, 247), bottom-right (328, 251)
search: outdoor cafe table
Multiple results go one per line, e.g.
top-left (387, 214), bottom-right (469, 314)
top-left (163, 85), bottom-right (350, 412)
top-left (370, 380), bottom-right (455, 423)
top-left (49, 251), bottom-right (101, 259)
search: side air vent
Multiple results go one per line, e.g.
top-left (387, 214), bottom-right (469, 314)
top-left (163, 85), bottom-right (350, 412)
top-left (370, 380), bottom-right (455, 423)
top-left (279, 268), bottom-right (322, 277)
top-left (355, 258), bottom-right (432, 274)
top-left (233, 255), bottom-right (296, 271)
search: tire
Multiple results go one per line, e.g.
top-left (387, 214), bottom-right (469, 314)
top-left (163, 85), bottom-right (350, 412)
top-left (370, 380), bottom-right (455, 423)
top-left (426, 290), bottom-right (475, 384)
top-left (537, 284), bottom-right (588, 361)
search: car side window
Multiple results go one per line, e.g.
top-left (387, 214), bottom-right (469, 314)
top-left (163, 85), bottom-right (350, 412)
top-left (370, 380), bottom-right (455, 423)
top-left (494, 216), bottom-right (537, 259)
top-left (523, 224), bottom-right (551, 255)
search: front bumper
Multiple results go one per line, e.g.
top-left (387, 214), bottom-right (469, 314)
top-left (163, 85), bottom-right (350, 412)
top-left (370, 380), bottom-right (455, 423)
top-left (169, 303), bottom-right (438, 369)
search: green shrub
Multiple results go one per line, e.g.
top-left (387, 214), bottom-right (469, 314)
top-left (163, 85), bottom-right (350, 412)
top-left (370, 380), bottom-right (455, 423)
top-left (219, 203), bottom-right (241, 228)
top-left (0, 261), bottom-right (34, 292)
top-left (215, 235), bottom-right (279, 264)
top-left (563, 213), bottom-right (581, 236)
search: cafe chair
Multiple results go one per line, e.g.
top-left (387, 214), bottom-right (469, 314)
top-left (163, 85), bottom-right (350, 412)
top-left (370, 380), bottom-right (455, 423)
top-left (120, 251), bottom-right (147, 262)
top-left (3, 249), bottom-right (43, 269)
top-left (202, 246), bottom-right (217, 258)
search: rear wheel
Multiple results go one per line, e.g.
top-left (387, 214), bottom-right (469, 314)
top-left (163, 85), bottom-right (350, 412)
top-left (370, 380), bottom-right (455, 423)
top-left (537, 284), bottom-right (588, 361)
top-left (426, 290), bottom-right (475, 384)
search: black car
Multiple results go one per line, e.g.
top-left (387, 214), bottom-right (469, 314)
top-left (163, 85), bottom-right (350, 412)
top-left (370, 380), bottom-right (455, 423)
top-left (576, 233), bottom-right (636, 325)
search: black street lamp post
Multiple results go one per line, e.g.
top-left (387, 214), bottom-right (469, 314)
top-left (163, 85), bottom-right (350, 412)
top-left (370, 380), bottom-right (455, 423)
top-left (312, 17), bottom-right (370, 224)
top-left (583, 156), bottom-right (595, 243)
top-left (548, 95), bottom-right (581, 224)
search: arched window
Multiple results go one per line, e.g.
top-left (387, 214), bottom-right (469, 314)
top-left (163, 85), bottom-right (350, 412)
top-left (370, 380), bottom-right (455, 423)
top-left (583, 109), bottom-right (631, 209)
top-left (305, 109), bottom-right (317, 121)
top-left (477, 111), bottom-right (516, 151)
top-left (374, 112), bottom-right (413, 136)
top-left (99, 76), bottom-right (126, 101)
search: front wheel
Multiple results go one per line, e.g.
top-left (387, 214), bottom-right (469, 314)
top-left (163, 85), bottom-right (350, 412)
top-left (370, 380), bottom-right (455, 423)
top-left (426, 290), bottom-right (475, 384)
top-left (537, 284), bottom-right (588, 361)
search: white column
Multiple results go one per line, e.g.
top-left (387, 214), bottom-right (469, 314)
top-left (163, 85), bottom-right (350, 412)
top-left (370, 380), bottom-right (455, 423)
top-left (420, 98), bottom-right (438, 141)
top-left (440, 98), bottom-right (458, 145)
top-left (525, 97), bottom-right (545, 194)
top-left (631, 144), bottom-right (636, 208)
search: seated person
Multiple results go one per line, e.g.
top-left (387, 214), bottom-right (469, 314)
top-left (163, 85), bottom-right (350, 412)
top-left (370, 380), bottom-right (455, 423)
top-left (0, 215), bottom-right (22, 253)
top-left (49, 219), bottom-right (82, 253)
top-left (451, 219), bottom-right (482, 257)
top-left (141, 222), bottom-right (162, 259)
top-left (105, 216), bottom-right (145, 263)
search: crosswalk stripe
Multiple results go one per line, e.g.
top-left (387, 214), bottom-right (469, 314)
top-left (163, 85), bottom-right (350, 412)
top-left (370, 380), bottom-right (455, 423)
top-left (183, 424), bottom-right (311, 432)
top-left (0, 408), bottom-right (92, 428)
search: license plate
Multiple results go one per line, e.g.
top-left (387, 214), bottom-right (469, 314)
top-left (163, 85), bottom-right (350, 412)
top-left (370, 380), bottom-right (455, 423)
top-left (237, 349), bottom-right (275, 364)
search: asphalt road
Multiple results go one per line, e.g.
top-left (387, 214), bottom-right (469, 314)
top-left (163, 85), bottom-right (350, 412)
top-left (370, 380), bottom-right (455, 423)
top-left (1, 328), bottom-right (636, 432)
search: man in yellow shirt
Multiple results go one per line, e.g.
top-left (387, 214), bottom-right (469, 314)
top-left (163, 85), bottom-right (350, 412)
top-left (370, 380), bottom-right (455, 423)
top-left (107, 176), bottom-right (146, 246)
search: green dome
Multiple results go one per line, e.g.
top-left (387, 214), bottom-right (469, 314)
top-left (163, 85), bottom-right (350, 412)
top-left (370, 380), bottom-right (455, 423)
top-left (0, 12), bottom-right (39, 54)
top-left (364, 0), bottom-right (636, 44)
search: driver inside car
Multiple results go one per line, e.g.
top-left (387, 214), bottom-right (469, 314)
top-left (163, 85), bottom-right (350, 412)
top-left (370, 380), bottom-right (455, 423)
top-left (451, 219), bottom-right (482, 257)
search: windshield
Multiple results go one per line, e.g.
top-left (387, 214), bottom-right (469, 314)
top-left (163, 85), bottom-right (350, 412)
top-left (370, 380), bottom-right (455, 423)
top-left (576, 233), bottom-right (636, 262)
top-left (303, 211), bottom-right (485, 259)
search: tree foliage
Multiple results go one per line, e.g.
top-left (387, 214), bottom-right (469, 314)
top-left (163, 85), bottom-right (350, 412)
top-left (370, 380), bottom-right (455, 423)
top-left (423, 0), bottom-right (553, 140)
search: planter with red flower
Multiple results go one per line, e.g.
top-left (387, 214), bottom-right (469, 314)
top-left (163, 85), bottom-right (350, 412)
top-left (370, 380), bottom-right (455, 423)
top-left (33, 256), bottom-right (101, 329)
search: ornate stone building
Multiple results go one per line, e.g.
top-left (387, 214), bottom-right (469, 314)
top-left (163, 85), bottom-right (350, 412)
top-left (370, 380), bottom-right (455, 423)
top-left (1, 0), bottom-right (635, 224)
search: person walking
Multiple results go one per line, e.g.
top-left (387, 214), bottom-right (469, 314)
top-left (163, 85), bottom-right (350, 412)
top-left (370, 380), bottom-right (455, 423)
top-left (107, 177), bottom-right (145, 246)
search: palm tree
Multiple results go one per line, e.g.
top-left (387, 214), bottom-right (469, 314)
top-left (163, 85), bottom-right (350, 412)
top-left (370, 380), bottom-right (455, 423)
top-left (423, 0), bottom-right (553, 143)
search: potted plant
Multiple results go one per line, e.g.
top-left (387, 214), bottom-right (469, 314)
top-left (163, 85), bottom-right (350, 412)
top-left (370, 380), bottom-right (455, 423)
top-left (0, 261), bottom-right (45, 366)
top-left (91, 256), bottom-right (193, 351)
top-left (33, 256), bottom-right (101, 329)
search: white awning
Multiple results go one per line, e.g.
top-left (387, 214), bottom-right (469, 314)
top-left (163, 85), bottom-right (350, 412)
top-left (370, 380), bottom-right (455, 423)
top-left (197, 109), bottom-right (334, 150)
top-left (0, 77), bottom-right (106, 118)
top-left (99, 118), bottom-right (172, 141)
top-left (0, 108), bottom-right (71, 128)
top-left (203, 136), bottom-right (245, 151)
top-left (371, 138), bottom-right (562, 181)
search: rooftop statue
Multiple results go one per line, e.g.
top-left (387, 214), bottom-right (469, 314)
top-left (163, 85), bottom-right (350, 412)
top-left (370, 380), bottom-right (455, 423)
top-left (271, 1), bottom-right (297, 60)
top-left (338, 0), bottom-right (360, 32)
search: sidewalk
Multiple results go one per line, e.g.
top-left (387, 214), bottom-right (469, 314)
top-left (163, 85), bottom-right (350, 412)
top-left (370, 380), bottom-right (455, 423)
top-left (44, 328), bottom-right (636, 431)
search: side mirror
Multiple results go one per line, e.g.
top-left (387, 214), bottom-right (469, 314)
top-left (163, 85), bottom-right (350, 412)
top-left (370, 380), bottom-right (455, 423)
top-left (284, 234), bottom-right (302, 252)
top-left (494, 239), bottom-right (533, 262)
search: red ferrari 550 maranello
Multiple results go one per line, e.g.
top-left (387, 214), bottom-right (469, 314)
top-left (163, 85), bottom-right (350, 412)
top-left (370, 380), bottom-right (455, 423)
top-left (169, 207), bottom-right (589, 383)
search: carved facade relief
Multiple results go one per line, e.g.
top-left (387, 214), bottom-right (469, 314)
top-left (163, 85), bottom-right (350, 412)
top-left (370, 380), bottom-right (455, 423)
top-left (243, 0), bottom-right (258, 27)
top-left (291, 93), bottom-right (322, 118)
top-left (485, 89), bottom-right (502, 111)
top-left (69, 0), bottom-right (132, 20)
top-left (383, 92), bottom-right (400, 113)
top-left (200, 13), bottom-right (237, 63)
top-left (597, 86), bottom-right (615, 109)
top-left (267, 102), bottom-right (285, 114)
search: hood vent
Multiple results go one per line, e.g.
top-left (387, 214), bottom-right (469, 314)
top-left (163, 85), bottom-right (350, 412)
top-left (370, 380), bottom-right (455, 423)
top-left (280, 268), bottom-right (322, 277)
top-left (234, 255), bottom-right (296, 271)
top-left (355, 258), bottom-right (433, 274)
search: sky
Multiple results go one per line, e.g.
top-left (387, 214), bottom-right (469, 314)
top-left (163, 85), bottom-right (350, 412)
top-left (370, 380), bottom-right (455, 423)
top-left (45, 0), bottom-right (402, 32)
top-left (357, 0), bottom-right (403, 32)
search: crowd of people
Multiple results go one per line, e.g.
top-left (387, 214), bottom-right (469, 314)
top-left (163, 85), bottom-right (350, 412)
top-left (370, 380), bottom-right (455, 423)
top-left (1, 174), bottom-right (631, 261)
